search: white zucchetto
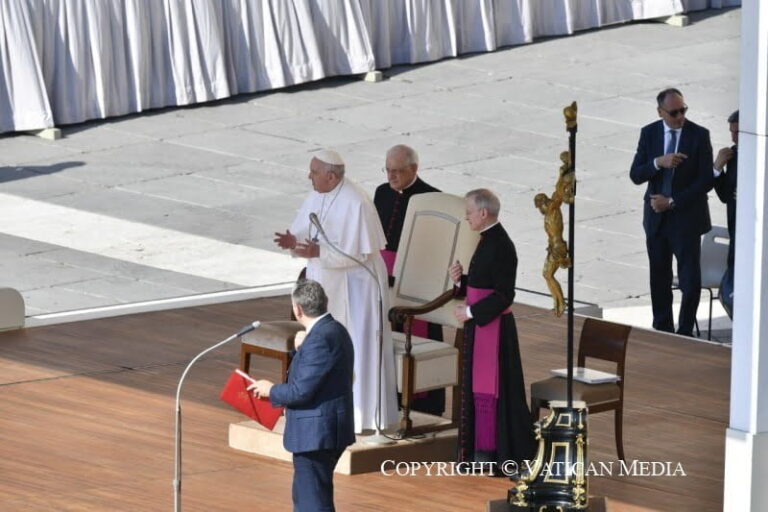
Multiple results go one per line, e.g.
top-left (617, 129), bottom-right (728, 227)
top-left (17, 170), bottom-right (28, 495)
top-left (312, 149), bottom-right (345, 166)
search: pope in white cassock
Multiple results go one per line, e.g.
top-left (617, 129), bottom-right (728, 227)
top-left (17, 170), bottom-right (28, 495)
top-left (274, 150), bottom-right (399, 433)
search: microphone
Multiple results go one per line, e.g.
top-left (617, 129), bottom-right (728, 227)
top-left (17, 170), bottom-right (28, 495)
top-left (174, 321), bottom-right (261, 511)
top-left (309, 212), bottom-right (324, 237)
top-left (236, 321), bottom-right (262, 337)
top-left (310, 212), bottom-right (370, 270)
top-left (308, 214), bottom-right (394, 445)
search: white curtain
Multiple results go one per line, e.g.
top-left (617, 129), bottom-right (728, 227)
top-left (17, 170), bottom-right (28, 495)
top-left (530, 0), bottom-right (688, 36)
top-left (682, 0), bottom-right (741, 9)
top-left (0, 0), bottom-right (52, 132)
top-left (0, 0), bottom-right (740, 134)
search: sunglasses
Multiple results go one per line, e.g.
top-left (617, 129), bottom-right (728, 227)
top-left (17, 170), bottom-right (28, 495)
top-left (662, 105), bottom-right (688, 118)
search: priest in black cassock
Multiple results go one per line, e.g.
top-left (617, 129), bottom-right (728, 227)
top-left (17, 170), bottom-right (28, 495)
top-left (374, 144), bottom-right (441, 276)
top-left (373, 144), bottom-right (444, 415)
top-left (450, 188), bottom-right (536, 469)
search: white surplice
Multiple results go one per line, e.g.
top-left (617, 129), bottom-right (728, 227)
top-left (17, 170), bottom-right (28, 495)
top-left (290, 178), bottom-right (398, 433)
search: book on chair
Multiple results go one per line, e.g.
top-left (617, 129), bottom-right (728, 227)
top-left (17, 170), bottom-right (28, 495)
top-left (219, 369), bottom-right (284, 430)
top-left (550, 367), bottom-right (620, 384)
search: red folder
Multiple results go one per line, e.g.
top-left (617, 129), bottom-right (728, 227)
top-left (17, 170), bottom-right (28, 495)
top-left (219, 369), bottom-right (284, 430)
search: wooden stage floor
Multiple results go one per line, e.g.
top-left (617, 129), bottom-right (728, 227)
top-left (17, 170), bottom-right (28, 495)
top-left (0, 296), bottom-right (729, 511)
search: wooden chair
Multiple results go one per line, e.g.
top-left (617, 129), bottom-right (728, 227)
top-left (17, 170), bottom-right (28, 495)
top-left (388, 192), bottom-right (480, 436)
top-left (239, 321), bottom-right (304, 383)
top-left (530, 318), bottom-right (632, 460)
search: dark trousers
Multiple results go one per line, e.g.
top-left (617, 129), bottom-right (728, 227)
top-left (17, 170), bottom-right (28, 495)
top-left (292, 448), bottom-right (344, 512)
top-left (646, 221), bottom-right (702, 336)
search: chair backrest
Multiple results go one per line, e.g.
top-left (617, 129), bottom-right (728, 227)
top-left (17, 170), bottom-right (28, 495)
top-left (577, 318), bottom-right (631, 377)
top-left (700, 225), bottom-right (730, 289)
top-left (392, 192), bottom-right (480, 328)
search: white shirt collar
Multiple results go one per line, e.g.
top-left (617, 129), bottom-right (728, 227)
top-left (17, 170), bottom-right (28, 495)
top-left (404, 175), bottom-right (419, 190)
top-left (662, 120), bottom-right (681, 133)
top-left (481, 221), bottom-right (500, 233)
top-left (305, 312), bottom-right (330, 336)
top-left (396, 175), bottom-right (419, 194)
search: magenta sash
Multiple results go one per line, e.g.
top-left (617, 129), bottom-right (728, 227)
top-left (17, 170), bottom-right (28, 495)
top-left (380, 250), bottom-right (397, 276)
top-left (467, 286), bottom-right (510, 452)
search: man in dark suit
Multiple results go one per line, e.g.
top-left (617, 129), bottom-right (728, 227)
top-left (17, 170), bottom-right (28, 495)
top-left (630, 88), bottom-right (714, 336)
top-left (249, 280), bottom-right (355, 512)
top-left (713, 110), bottom-right (739, 317)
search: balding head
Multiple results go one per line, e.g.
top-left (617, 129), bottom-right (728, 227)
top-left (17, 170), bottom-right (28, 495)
top-left (656, 87), bottom-right (687, 130)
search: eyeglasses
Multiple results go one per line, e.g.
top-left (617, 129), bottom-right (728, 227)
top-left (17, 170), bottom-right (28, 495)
top-left (382, 167), bottom-right (408, 175)
top-left (662, 105), bottom-right (688, 118)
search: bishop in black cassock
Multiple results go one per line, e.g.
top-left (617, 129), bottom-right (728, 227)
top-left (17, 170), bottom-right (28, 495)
top-left (451, 189), bottom-right (536, 469)
top-left (374, 175), bottom-right (440, 257)
top-left (374, 144), bottom-right (444, 415)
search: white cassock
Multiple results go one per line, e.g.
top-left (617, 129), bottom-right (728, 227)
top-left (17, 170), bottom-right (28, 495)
top-left (290, 178), bottom-right (399, 433)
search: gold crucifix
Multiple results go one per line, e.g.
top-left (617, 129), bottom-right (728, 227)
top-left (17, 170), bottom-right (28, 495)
top-left (535, 150), bottom-right (575, 317)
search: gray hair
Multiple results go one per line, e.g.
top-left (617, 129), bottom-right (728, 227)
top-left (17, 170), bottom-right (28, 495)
top-left (728, 110), bottom-right (739, 124)
top-left (292, 279), bottom-right (328, 317)
top-left (387, 144), bottom-right (419, 167)
top-left (466, 188), bottom-right (501, 217)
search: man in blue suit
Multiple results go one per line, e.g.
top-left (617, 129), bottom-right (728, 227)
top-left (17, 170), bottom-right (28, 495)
top-left (249, 279), bottom-right (355, 512)
top-left (630, 88), bottom-right (714, 336)
top-left (713, 110), bottom-right (739, 318)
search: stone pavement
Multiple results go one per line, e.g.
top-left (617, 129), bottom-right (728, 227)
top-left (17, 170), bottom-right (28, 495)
top-left (0, 8), bottom-right (739, 339)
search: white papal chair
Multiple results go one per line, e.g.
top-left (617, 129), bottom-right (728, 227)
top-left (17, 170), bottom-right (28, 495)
top-left (699, 226), bottom-right (730, 338)
top-left (387, 192), bottom-right (480, 436)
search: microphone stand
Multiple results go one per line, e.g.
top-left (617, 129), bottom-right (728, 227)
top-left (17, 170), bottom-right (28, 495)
top-left (173, 321), bottom-right (261, 512)
top-left (309, 213), bottom-right (395, 445)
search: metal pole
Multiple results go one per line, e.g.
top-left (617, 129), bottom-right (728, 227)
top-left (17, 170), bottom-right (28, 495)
top-left (566, 106), bottom-right (577, 408)
top-left (309, 213), bottom-right (393, 444)
top-left (174, 321), bottom-right (260, 511)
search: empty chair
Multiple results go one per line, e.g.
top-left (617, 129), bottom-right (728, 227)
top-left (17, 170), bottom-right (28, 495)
top-left (239, 321), bottom-right (304, 382)
top-left (672, 226), bottom-right (730, 339)
top-left (530, 318), bottom-right (632, 460)
top-left (388, 192), bottom-right (480, 435)
top-left (698, 226), bottom-right (730, 339)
